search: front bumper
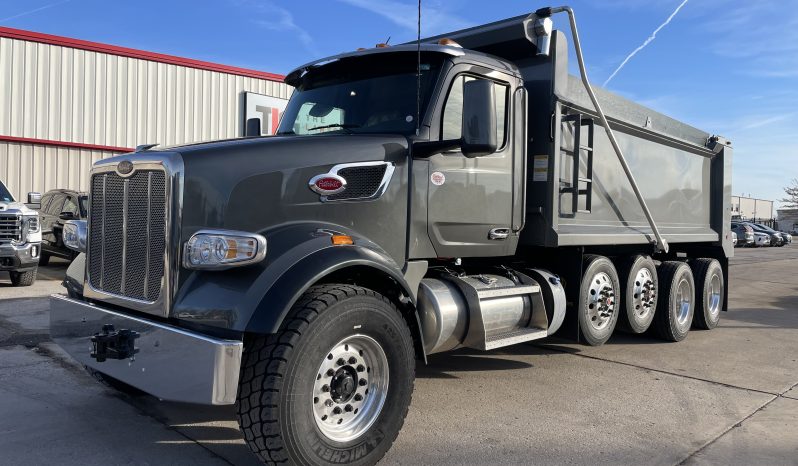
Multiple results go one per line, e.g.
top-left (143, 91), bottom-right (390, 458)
top-left (0, 242), bottom-right (40, 271)
top-left (50, 294), bottom-right (243, 405)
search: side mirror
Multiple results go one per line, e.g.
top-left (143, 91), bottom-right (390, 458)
top-left (245, 118), bottom-right (262, 137)
top-left (27, 192), bottom-right (41, 209)
top-left (63, 220), bottom-right (87, 253)
top-left (461, 79), bottom-right (497, 158)
top-left (59, 211), bottom-right (76, 221)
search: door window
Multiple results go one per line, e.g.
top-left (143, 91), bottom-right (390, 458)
top-left (441, 75), bottom-right (509, 148)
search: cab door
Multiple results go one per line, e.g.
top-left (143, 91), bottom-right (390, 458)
top-left (426, 69), bottom-right (517, 258)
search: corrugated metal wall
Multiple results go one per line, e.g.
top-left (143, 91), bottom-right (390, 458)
top-left (0, 34), bottom-right (292, 200)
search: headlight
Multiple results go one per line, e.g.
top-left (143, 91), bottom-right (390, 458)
top-left (63, 220), bottom-right (87, 252)
top-left (183, 229), bottom-right (267, 270)
top-left (20, 215), bottom-right (40, 243)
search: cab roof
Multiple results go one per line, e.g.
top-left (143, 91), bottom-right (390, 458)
top-left (285, 44), bottom-right (519, 87)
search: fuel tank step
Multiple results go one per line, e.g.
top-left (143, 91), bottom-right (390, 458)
top-left (484, 327), bottom-right (548, 350)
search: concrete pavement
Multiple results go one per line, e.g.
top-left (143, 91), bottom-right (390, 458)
top-left (1, 248), bottom-right (796, 465)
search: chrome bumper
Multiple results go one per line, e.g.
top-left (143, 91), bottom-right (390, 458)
top-left (0, 241), bottom-right (40, 270)
top-left (49, 294), bottom-right (242, 405)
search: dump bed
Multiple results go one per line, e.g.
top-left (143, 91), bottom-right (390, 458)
top-left (424, 16), bottom-right (732, 253)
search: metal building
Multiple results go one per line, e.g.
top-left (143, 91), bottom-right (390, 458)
top-left (731, 195), bottom-right (774, 222)
top-left (0, 27), bottom-right (291, 201)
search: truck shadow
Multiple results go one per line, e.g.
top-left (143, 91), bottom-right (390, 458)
top-left (418, 350), bottom-right (534, 379)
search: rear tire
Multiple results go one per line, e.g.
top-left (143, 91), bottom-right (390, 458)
top-left (237, 284), bottom-right (416, 466)
top-left (653, 261), bottom-right (694, 341)
top-left (690, 258), bottom-right (724, 330)
top-left (577, 255), bottom-right (620, 346)
top-left (9, 268), bottom-right (36, 286)
top-left (617, 255), bottom-right (658, 334)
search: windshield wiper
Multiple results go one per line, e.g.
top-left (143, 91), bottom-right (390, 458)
top-left (307, 123), bottom-right (361, 133)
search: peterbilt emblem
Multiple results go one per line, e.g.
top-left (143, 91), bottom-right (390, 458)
top-left (309, 173), bottom-right (347, 195)
top-left (116, 160), bottom-right (134, 176)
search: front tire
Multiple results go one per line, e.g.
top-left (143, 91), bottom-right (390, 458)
top-left (9, 268), bottom-right (37, 286)
top-left (652, 261), bottom-right (694, 341)
top-left (577, 255), bottom-right (621, 346)
top-left (690, 258), bottom-right (724, 330)
top-left (237, 284), bottom-right (416, 466)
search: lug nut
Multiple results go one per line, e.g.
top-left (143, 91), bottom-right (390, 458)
top-left (325, 399), bottom-right (333, 407)
top-left (337, 358), bottom-right (346, 366)
top-left (358, 379), bottom-right (367, 387)
top-left (348, 357), bottom-right (357, 364)
top-left (356, 364), bottom-right (365, 372)
top-left (344, 404), bottom-right (353, 412)
top-left (327, 369), bottom-right (335, 376)
top-left (354, 393), bottom-right (363, 401)
top-left (332, 407), bottom-right (342, 415)
top-left (322, 384), bottom-right (330, 392)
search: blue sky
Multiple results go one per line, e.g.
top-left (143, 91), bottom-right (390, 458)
top-left (2, 0), bottom-right (796, 208)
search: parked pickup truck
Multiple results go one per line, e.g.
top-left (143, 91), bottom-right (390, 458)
top-left (0, 180), bottom-right (41, 286)
top-left (50, 7), bottom-right (732, 465)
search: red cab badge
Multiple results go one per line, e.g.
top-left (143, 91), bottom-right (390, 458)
top-left (309, 173), bottom-right (347, 195)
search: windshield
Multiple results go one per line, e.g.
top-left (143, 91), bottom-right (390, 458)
top-left (0, 182), bottom-right (13, 202)
top-left (279, 52), bottom-right (444, 136)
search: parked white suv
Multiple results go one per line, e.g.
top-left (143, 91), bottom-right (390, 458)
top-left (0, 180), bottom-right (42, 286)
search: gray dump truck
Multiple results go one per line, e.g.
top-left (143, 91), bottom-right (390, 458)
top-left (50, 7), bottom-right (731, 465)
top-left (0, 180), bottom-right (41, 286)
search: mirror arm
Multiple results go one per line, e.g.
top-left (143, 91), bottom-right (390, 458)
top-left (412, 139), bottom-right (461, 158)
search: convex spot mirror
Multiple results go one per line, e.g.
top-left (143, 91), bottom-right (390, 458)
top-left (461, 79), bottom-right (497, 158)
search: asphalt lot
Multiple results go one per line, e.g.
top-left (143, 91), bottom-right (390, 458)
top-left (1, 247), bottom-right (796, 465)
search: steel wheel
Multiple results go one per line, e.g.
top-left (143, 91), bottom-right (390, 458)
top-left (587, 272), bottom-right (616, 331)
top-left (653, 261), bottom-right (695, 341)
top-left (631, 267), bottom-right (656, 321)
top-left (675, 277), bottom-right (692, 326)
top-left (706, 273), bottom-right (722, 319)
top-left (578, 255), bottom-right (621, 346)
top-left (312, 334), bottom-right (389, 443)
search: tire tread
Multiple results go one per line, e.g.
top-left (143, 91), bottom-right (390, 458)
top-left (236, 284), bottom-right (412, 465)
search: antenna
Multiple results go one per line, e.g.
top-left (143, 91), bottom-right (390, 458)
top-left (415, 0), bottom-right (421, 136)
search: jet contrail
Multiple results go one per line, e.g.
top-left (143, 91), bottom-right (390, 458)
top-left (603, 0), bottom-right (689, 86)
top-left (0, 0), bottom-right (72, 23)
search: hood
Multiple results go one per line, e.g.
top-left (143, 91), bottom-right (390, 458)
top-left (176, 133), bottom-right (410, 235)
top-left (0, 201), bottom-right (37, 215)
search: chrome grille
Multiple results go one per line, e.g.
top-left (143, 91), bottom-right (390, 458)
top-left (0, 214), bottom-right (21, 243)
top-left (88, 170), bottom-right (167, 302)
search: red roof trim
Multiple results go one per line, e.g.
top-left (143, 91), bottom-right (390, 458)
top-left (0, 135), bottom-right (132, 153)
top-left (0, 26), bottom-right (285, 82)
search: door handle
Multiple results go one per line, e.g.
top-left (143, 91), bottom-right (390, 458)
top-left (488, 228), bottom-right (510, 240)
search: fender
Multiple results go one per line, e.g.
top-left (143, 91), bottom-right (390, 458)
top-left (172, 223), bottom-right (418, 336)
top-left (245, 243), bottom-right (416, 334)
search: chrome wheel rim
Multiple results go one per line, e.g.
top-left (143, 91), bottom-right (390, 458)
top-left (587, 272), bottom-right (616, 331)
top-left (312, 334), bottom-right (388, 442)
top-left (707, 273), bottom-right (722, 318)
top-left (675, 278), bottom-right (692, 326)
top-left (631, 267), bottom-right (656, 322)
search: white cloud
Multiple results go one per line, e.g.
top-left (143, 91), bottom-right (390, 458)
top-left (336, 0), bottom-right (472, 37)
top-left (234, 1), bottom-right (319, 56)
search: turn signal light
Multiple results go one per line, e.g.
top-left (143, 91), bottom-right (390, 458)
top-left (331, 235), bottom-right (354, 245)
